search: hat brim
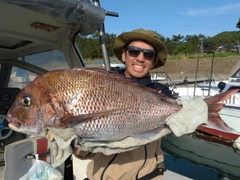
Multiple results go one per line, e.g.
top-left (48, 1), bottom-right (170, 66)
top-left (114, 31), bottom-right (167, 69)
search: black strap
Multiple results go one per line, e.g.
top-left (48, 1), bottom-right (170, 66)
top-left (100, 153), bottom-right (118, 180)
top-left (138, 167), bottom-right (166, 180)
top-left (84, 165), bottom-right (165, 180)
top-left (25, 149), bottom-right (50, 159)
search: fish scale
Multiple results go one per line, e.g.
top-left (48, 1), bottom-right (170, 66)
top-left (7, 68), bottom-right (183, 140)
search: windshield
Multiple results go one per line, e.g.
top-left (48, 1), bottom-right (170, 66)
top-left (7, 50), bottom-right (70, 89)
top-left (8, 67), bottom-right (38, 89)
top-left (20, 50), bottom-right (69, 71)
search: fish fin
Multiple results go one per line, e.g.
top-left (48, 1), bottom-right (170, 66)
top-left (76, 68), bottom-right (177, 106)
top-left (80, 136), bottom-right (119, 141)
top-left (143, 92), bottom-right (177, 107)
top-left (75, 67), bottom-right (125, 77)
top-left (80, 137), bottom-right (103, 141)
top-left (203, 88), bottom-right (240, 132)
top-left (65, 108), bottom-right (129, 127)
top-left (157, 92), bottom-right (178, 104)
top-left (77, 67), bottom-right (173, 98)
top-left (80, 127), bottom-right (169, 142)
top-left (132, 127), bottom-right (167, 139)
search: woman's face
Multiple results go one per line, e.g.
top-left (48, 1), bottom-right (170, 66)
top-left (122, 40), bottom-right (157, 78)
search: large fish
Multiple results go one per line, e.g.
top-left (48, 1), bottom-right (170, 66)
top-left (6, 68), bottom-right (238, 141)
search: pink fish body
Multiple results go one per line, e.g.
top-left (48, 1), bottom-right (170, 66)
top-left (6, 68), bottom-right (181, 141)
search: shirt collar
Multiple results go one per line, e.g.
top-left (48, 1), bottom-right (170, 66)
top-left (118, 69), bottom-right (152, 86)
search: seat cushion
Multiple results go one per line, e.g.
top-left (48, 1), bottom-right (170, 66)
top-left (4, 137), bottom-right (49, 180)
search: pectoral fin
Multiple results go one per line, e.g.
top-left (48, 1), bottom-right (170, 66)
top-left (65, 108), bottom-right (129, 127)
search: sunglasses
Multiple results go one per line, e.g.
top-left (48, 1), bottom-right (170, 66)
top-left (125, 46), bottom-right (156, 60)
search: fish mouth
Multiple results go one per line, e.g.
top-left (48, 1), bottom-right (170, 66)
top-left (9, 122), bottom-right (43, 136)
top-left (6, 114), bottom-right (21, 128)
top-left (8, 123), bottom-right (21, 132)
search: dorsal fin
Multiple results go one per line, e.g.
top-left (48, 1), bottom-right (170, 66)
top-left (73, 67), bottom-right (177, 104)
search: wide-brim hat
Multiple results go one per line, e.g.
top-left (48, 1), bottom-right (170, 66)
top-left (113, 28), bottom-right (168, 69)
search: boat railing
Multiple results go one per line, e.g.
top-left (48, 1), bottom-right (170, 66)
top-left (150, 72), bottom-right (178, 88)
top-left (222, 93), bottom-right (240, 106)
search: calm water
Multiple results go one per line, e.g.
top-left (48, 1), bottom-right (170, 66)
top-left (161, 134), bottom-right (240, 180)
top-left (164, 153), bottom-right (227, 180)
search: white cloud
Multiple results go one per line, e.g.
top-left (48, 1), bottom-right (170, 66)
top-left (182, 3), bottom-right (240, 16)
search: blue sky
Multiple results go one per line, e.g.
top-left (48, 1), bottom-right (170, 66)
top-left (100, 1), bottom-right (240, 38)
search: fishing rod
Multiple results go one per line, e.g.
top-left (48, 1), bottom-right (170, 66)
top-left (208, 51), bottom-right (215, 96)
top-left (193, 44), bottom-right (201, 96)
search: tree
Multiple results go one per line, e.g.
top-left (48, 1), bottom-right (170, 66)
top-left (105, 33), bottom-right (117, 58)
top-left (171, 34), bottom-right (185, 45)
top-left (236, 18), bottom-right (240, 29)
top-left (184, 35), bottom-right (200, 54)
top-left (75, 30), bottom-right (240, 59)
top-left (164, 37), bottom-right (175, 55)
top-left (175, 43), bottom-right (187, 55)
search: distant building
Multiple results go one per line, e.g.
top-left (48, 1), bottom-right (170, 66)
top-left (217, 45), bottom-right (238, 52)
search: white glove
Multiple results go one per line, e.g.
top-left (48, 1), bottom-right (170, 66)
top-left (165, 96), bottom-right (208, 137)
top-left (46, 130), bottom-right (73, 168)
top-left (72, 127), bottom-right (172, 155)
top-left (233, 137), bottom-right (240, 150)
top-left (50, 141), bottom-right (72, 168)
top-left (45, 126), bottom-right (171, 156)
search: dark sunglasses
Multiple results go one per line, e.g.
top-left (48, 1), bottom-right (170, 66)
top-left (125, 46), bottom-right (156, 60)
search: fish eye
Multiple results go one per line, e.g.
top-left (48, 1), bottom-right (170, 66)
top-left (22, 96), bottom-right (31, 106)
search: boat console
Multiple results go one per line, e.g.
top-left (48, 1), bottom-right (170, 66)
top-left (0, 88), bottom-right (26, 144)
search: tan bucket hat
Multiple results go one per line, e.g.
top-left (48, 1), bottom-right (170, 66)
top-left (113, 28), bottom-right (168, 69)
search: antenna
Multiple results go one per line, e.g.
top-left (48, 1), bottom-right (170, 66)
top-left (92, 0), bottom-right (119, 70)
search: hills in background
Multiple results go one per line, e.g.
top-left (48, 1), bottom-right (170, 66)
top-left (77, 30), bottom-right (240, 60)
top-left (210, 31), bottom-right (240, 48)
top-left (153, 56), bottom-right (240, 83)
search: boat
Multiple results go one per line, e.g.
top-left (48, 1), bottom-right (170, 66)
top-left (0, 0), bottom-right (113, 179)
top-left (0, 1), bottom-right (194, 180)
top-left (151, 72), bottom-right (167, 81)
top-left (161, 133), bottom-right (240, 180)
top-left (197, 68), bottom-right (240, 143)
top-left (161, 67), bottom-right (240, 179)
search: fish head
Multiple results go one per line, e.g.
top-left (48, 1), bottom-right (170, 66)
top-left (6, 76), bottom-right (57, 135)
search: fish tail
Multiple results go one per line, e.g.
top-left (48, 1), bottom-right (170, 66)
top-left (203, 89), bottom-right (239, 131)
